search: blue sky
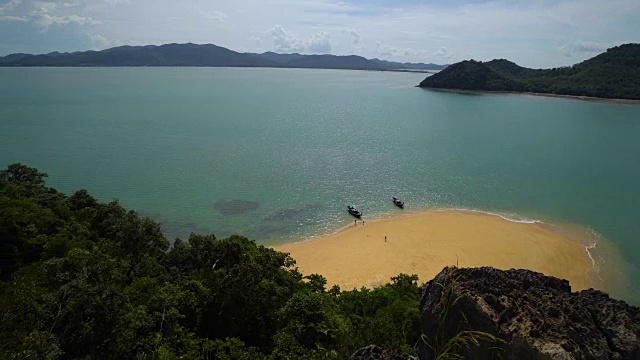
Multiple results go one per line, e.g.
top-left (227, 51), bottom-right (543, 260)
top-left (0, 0), bottom-right (638, 68)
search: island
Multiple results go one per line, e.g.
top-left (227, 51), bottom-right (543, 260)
top-left (418, 43), bottom-right (640, 101)
top-left (0, 42), bottom-right (447, 72)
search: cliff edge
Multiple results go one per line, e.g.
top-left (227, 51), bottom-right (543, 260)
top-left (351, 267), bottom-right (639, 360)
top-left (418, 267), bottom-right (640, 360)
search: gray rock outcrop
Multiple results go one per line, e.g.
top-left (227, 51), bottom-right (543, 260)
top-left (417, 267), bottom-right (640, 360)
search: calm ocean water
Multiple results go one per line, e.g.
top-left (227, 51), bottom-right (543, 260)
top-left (1, 67), bottom-right (639, 303)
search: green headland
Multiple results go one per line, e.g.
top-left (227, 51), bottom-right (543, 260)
top-left (419, 43), bottom-right (640, 100)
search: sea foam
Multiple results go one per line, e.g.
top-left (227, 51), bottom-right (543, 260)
top-left (438, 207), bottom-right (540, 224)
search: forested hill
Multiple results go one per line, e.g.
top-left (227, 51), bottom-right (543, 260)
top-left (0, 163), bottom-right (423, 359)
top-left (418, 43), bottom-right (640, 100)
top-left (0, 43), bottom-right (447, 71)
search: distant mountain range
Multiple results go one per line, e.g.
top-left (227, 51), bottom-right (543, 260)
top-left (0, 43), bottom-right (448, 71)
top-left (419, 43), bottom-right (640, 100)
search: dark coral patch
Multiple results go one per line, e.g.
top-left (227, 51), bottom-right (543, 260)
top-left (214, 200), bottom-right (260, 216)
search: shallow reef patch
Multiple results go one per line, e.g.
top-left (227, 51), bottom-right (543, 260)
top-left (213, 199), bottom-right (260, 216)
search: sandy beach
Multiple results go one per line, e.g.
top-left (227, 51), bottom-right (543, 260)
top-left (274, 211), bottom-right (595, 291)
top-left (422, 87), bottom-right (640, 104)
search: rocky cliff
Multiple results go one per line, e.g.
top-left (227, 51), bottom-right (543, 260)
top-left (418, 267), bottom-right (640, 360)
top-left (351, 267), bottom-right (640, 360)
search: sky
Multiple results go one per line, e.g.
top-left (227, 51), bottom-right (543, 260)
top-left (0, 0), bottom-right (638, 68)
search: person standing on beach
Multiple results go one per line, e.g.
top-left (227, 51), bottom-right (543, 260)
top-left (385, 236), bottom-right (387, 242)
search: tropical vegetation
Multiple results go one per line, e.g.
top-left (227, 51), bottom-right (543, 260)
top-left (0, 163), bottom-right (423, 359)
top-left (419, 43), bottom-right (640, 100)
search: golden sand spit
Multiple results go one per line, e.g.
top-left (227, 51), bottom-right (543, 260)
top-left (274, 211), bottom-right (594, 291)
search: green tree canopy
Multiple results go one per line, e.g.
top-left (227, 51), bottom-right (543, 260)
top-left (0, 163), bottom-right (423, 359)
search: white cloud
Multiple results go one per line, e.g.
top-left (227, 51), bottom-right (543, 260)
top-left (559, 40), bottom-right (608, 57)
top-left (249, 36), bottom-right (262, 45)
top-left (268, 25), bottom-right (306, 52)
top-left (375, 41), bottom-right (398, 57)
top-left (344, 29), bottom-right (361, 46)
top-left (28, 2), bottom-right (98, 30)
top-left (434, 46), bottom-right (452, 60)
top-left (34, 12), bottom-right (97, 29)
top-left (0, 15), bottom-right (27, 21)
top-left (403, 48), bottom-right (428, 57)
top-left (375, 41), bottom-right (427, 59)
top-left (87, 33), bottom-right (109, 48)
top-left (87, 33), bottom-right (131, 50)
top-left (195, 8), bottom-right (227, 22)
top-left (0, 0), bottom-right (638, 66)
top-left (267, 25), bottom-right (331, 54)
top-left (341, 29), bottom-right (365, 52)
top-left (87, 34), bottom-right (116, 50)
top-left (206, 10), bottom-right (227, 21)
top-left (307, 32), bottom-right (331, 53)
top-left (0, 0), bottom-right (22, 14)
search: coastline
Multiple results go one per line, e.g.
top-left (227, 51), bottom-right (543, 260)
top-left (274, 210), bottom-right (599, 291)
top-left (0, 65), bottom-right (437, 74)
top-left (418, 87), bottom-right (640, 105)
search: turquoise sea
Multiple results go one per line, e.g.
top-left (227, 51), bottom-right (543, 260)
top-left (1, 67), bottom-right (639, 303)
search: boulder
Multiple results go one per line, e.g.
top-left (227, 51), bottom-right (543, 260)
top-left (417, 267), bottom-right (640, 360)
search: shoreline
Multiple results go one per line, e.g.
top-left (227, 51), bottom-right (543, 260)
top-left (274, 210), bottom-right (601, 292)
top-left (0, 65), bottom-right (437, 74)
top-left (418, 87), bottom-right (640, 105)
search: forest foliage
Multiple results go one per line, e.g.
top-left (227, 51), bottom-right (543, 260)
top-left (0, 163), bottom-right (422, 359)
top-left (419, 43), bottom-right (640, 100)
top-left (0, 43), bottom-right (446, 71)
